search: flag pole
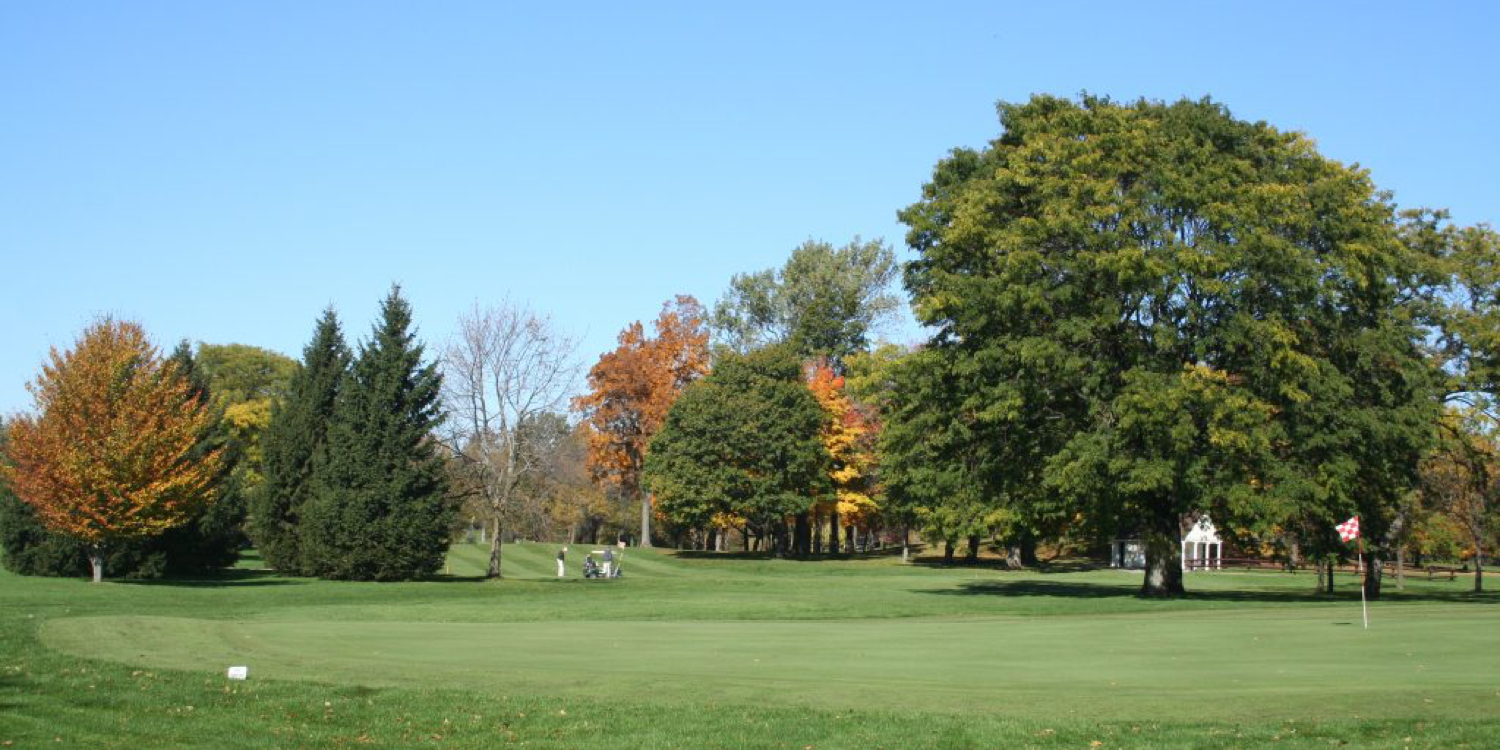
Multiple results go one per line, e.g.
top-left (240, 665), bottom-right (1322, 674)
top-left (1358, 523), bottom-right (1368, 630)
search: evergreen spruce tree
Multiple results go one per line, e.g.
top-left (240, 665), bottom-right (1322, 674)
top-left (251, 309), bottom-right (350, 575)
top-left (300, 288), bottom-right (453, 580)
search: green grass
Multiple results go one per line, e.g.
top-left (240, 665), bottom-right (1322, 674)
top-left (2, 543), bottom-right (1497, 748)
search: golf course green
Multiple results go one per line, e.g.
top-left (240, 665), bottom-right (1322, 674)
top-left (4, 542), bottom-right (1498, 748)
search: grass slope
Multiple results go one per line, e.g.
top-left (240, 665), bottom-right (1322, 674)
top-left (2, 542), bottom-right (1497, 749)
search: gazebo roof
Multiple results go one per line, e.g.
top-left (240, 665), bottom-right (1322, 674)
top-left (1183, 515), bottom-right (1220, 544)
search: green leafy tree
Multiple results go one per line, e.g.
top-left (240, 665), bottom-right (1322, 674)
top-left (900, 95), bottom-right (1438, 596)
top-left (300, 288), bottom-right (453, 581)
top-left (194, 343), bottom-right (299, 405)
top-left (644, 346), bottom-right (830, 556)
top-left (713, 238), bottom-right (899, 366)
top-left (195, 343), bottom-right (298, 495)
top-left (251, 309), bottom-right (351, 574)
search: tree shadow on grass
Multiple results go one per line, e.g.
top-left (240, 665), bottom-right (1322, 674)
top-left (117, 569), bottom-right (497, 587)
top-left (0, 673), bottom-right (21, 712)
top-left (919, 578), bottom-right (1500, 605)
top-left (672, 546), bottom-right (912, 562)
top-left (113, 568), bottom-right (305, 588)
top-left (908, 556), bottom-right (1105, 573)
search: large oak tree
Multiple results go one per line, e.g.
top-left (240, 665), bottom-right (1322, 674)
top-left (899, 95), bottom-right (1437, 596)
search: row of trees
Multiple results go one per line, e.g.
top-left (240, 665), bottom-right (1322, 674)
top-left (1, 288), bottom-right (455, 582)
top-left (614, 95), bottom-right (1499, 598)
top-left (3, 94), bottom-right (1495, 594)
top-left (567, 241), bottom-right (897, 557)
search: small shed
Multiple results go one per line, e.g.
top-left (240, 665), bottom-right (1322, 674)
top-left (1181, 515), bottom-right (1222, 571)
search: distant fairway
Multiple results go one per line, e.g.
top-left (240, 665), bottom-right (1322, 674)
top-left (6, 542), bottom-right (1499, 748)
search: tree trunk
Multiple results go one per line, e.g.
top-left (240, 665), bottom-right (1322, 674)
top-left (1287, 536), bottom-right (1302, 571)
top-left (487, 517), bottom-right (504, 578)
top-left (772, 520), bottom-right (789, 558)
top-left (89, 546), bottom-right (104, 584)
top-left (794, 512), bottom-right (810, 557)
top-left (966, 535), bottom-right (980, 562)
top-left (1140, 510), bottom-right (1184, 597)
top-left (640, 493), bottom-right (653, 548)
top-left (901, 525), bottom-right (910, 564)
top-left (943, 540), bottom-right (954, 564)
top-left (1020, 530), bottom-right (1038, 566)
top-left (845, 525), bottom-right (855, 553)
top-left (1396, 543), bottom-right (1405, 591)
top-left (1363, 550), bottom-right (1383, 601)
top-left (1325, 557), bottom-right (1336, 594)
top-left (812, 512), bottom-right (823, 554)
top-left (1475, 544), bottom-right (1484, 594)
top-left (828, 509), bottom-right (841, 554)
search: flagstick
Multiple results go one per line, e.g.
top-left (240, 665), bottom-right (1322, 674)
top-left (1358, 533), bottom-right (1369, 630)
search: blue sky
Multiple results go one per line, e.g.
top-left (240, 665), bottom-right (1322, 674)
top-left (3, 2), bottom-right (1497, 415)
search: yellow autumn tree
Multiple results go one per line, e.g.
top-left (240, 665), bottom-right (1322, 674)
top-left (807, 362), bottom-right (878, 552)
top-left (3, 319), bottom-right (223, 582)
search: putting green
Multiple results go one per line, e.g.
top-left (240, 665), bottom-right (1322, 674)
top-left (41, 603), bottom-right (1500, 720)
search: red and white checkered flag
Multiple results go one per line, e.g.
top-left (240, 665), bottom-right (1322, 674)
top-left (1337, 516), bottom-right (1360, 542)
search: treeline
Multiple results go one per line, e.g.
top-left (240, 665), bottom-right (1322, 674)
top-left (1, 288), bottom-right (454, 582)
top-left (3, 95), bottom-right (1497, 593)
top-left (588, 96), bottom-right (1500, 599)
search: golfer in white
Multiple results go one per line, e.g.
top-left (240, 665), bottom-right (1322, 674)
top-left (556, 546), bottom-right (567, 577)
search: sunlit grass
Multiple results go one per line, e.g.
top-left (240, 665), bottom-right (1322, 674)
top-left (2, 543), bottom-right (1496, 748)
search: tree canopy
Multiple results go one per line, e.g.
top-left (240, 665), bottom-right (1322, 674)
top-left (301, 288), bottom-right (452, 581)
top-left (712, 238), bottom-right (899, 365)
top-left (252, 308), bottom-right (351, 575)
top-left (2, 319), bottom-right (223, 582)
top-left (574, 295), bottom-right (710, 546)
top-left (643, 346), bottom-right (829, 555)
top-left (898, 95), bottom-right (1439, 595)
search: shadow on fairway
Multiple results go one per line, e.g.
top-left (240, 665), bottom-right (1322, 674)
top-left (114, 569), bottom-right (304, 588)
top-left (920, 578), bottom-right (1499, 604)
top-left (909, 557), bottom-right (1102, 573)
top-left (0, 673), bottom-right (20, 711)
top-left (117, 569), bottom-right (494, 587)
top-left (673, 547), bottom-right (908, 562)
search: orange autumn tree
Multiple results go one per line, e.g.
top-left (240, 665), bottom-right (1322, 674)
top-left (806, 362), bottom-right (878, 553)
top-left (4, 319), bottom-right (223, 582)
top-left (574, 296), bottom-right (710, 546)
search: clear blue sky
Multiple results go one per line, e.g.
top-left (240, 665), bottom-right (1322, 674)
top-left (3, 2), bottom-right (1497, 415)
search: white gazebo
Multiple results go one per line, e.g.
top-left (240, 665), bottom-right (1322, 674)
top-left (1181, 515), bottom-right (1223, 571)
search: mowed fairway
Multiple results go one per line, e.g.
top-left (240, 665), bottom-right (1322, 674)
top-left (6, 543), bottom-right (1500, 748)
